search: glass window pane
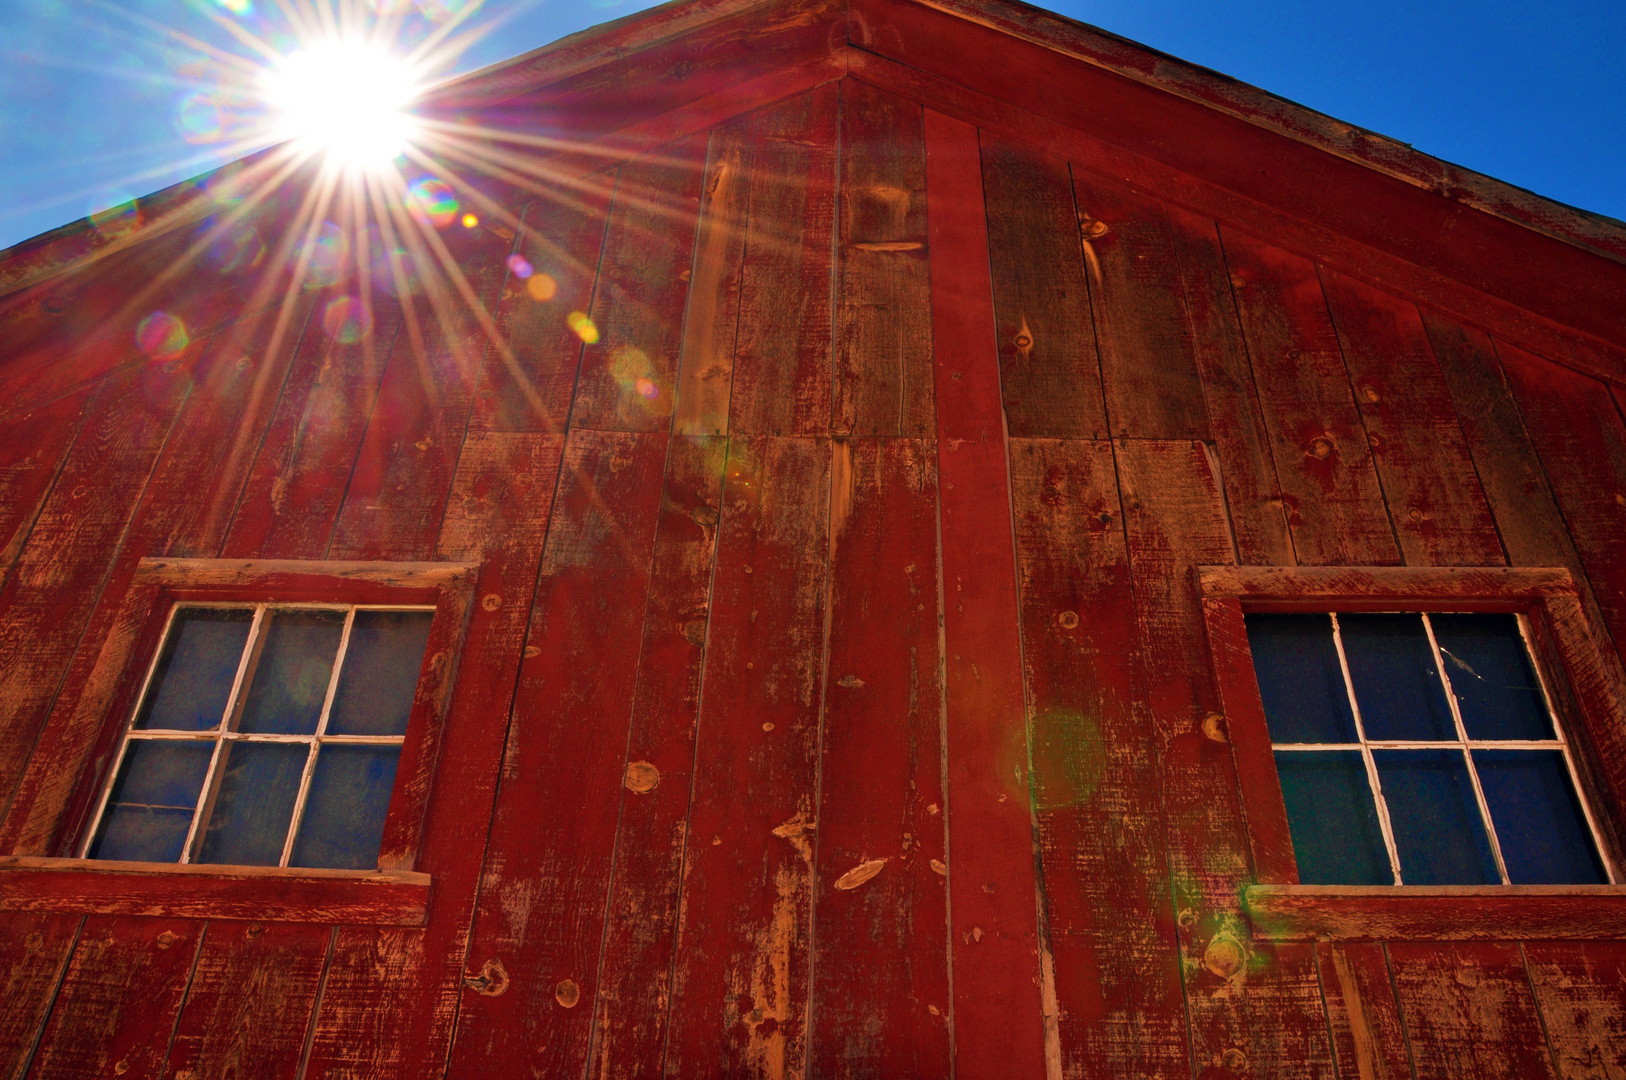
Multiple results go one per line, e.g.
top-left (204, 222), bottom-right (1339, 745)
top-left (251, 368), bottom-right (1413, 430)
top-left (194, 742), bottom-right (308, 866)
top-left (1246, 614), bottom-right (1357, 743)
top-left (289, 744), bottom-right (400, 869)
top-left (326, 611), bottom-right (433, 737)
top-left (1475, 750), bottom-right (1606, 884)
top-left (237, 609), bottom-right (346, 735)
top-left (1374, 749), bottom-right (1500, 885)
top-left (1340, 614), bottom-right (1455, 741)
top-left (88, 741), bottom-right (214, 861)
top-left (1275, 750), bottom-right (1391, 885)
top-left (1431, 614), bottom-right (1554, 740)
top-left (135, 608), bottom-right (254, 731)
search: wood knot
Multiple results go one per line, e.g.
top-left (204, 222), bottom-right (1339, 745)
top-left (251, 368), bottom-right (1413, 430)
top-left (1057, 611), bottom-right (1079, 629)
top-left (1203, 935), bottom-right (1246, 978)
top-left (1080, 217), bottom-right (1110, 239)
top-left (1408, 508), bottom-right (1425, 523)
top-left (1308, 437), bottom-right (1334, 460)
top-left (689, 504), bottom-right (719, 526)
top-left (463, 958), bottom-right (509, 996)
top-left (929, 859), bottom-right (946, 876)
top-left (1229, 273), bottom-right (1247, 289)
top-left (1222, 1048), bottom-right (1248, 1071)
top-left (155, 931), bottom-right (179, 949)
top-left (481, 593), bottom-right (502, 611)
top-left (833, 858), bottom-right (887, 890)
top-left (683, 619), bottom-right (707, 647)
top-left (624, 761), bottom-right (660, 793)
top-left (245, 923), bottom-right (265, 939)
top-left (556, 979), bottom-right (580, 1008)
top-left (1361, 385), bottom-right (1381, 404)
top-left (1202, 713), bottom-right (1229, 742)
top-left (837, 674), bottom-right (866, 688)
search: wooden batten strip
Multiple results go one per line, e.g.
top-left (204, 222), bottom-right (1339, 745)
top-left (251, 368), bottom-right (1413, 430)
top-left (1247, 884), bottom-right (1626, 942)
top-left (1197, 564), bottom-right (1576, 604)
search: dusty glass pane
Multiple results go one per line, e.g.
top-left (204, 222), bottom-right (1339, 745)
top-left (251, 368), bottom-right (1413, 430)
top-left (1375, 748), bottom-right (1500, 885)
top-left (1431, 614), bottom-right (1554, 740)
top-left (89, 741), bottom-right (214, 861)
top-left (1275, 750), bottom-right (1390, 885)
top-left (1476, 749), bottom-right (1606, 884)
top-left (237, 609), bottom-right (346, 735)
top-left (1340, 613), bottom-right (1455, 741)
top-left (289, 744), bottom-right (400, 869)
top-left (195, 742), bottom-right (307, 866)
top-left (326, 610), bottom-right (433, 737)
top-left (1246, 614), bottom-right (1357, 743)
top-left (135, 608), bottom-right (254, 731)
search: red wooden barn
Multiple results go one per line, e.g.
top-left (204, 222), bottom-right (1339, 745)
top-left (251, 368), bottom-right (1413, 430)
top-left (2, 0), bottom-right (1626, 1075)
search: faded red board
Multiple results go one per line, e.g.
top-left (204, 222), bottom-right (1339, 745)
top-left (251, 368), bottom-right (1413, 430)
top-left (1316, 941), bottom-right (1412, 1080)
top-left (978, 134), bottom-right (1106, 440)
top-left (833, 79), bottom-right (934, 438)
top-left (446, 428), bottom-right (669, 1077)
top-left (661, 435), bottom-right (830, 1080)
top-left (1007, 436), bottom-right (1187, 1078)
top-left (1320, 269), bottom-right (1502, 567)
top-left (1068, 172), bottom-right (1209, 440)
top-left (1524, 941), bottom-right (1626, 1080)
top-left (585, 434), bottom-right (724, 1080)
top-left (1220, 228), bottom-right (1399, 567)
top-left (923, 108), bottom-right (1049, 1079)
top-left (25, 915), bottom-right (201, 1080)
top-left (727, 86), bottom-right (838, 436)
top-left (0, 912), bottom-right (80, 1080)
top-left (163, 920), bottom-right (329, 1080)
top-left (0, 389), bottom-right (94, 583)
top-left (810, 437), bottom-right (949, 1077)
top-left (1387, 941), bottom-right (1556, 1079)
top-left (571, 135), bottom-right (707, 433)
top-left (289, 432), bottom-right (568, 1080)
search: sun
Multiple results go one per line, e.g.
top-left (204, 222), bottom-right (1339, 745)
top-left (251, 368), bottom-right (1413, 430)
top-left (261, 38), bottom-right (423, 172)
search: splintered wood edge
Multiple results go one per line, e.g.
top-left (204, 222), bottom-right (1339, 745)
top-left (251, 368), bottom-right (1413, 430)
top-left (1244, 884), bottom-right (1626, 941)
top-left (1195, 565), bottom-right (1576, 605)
top-left (0, 856), bottom-right (431, 925)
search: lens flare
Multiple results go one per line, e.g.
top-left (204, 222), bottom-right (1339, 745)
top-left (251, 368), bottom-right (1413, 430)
top-left (506, 254), bottom-right (534, 279)
top-left (323, 296), bottom-right (375, 343)
top-left (203, 223), bottom-right (266, 274)
top-left (372, 242), bottom-right (423, 297)
top-left (261, 39), bottom-right (420, 170)
top-left (567, 311), bottom-right (599, 344)
top-left (175, 92), bottom-right (230, 144)
top-left (212, 0), bottom-right (253, 13)
top-left (304, 222), bottom-right (350, 287)
top-left (406, 177), bottom-right (458, 228)
top-left (137, 313), bottom-right (191, 360)
top-left (526, 273), bottom-right (558, 301)
top-left (461, 213), bottom-right (479, 228)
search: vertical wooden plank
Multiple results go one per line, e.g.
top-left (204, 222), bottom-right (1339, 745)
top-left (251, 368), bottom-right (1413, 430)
top-left (662, 435), bottom-right (830, 1080)
top-left (1008, 437), bottom-right (1188, 1079)
top-left (471, 184), bottom-right (614, 433)
top-left (978, 135), bottom-right (1107, 441)
top-left (810, 437), bottom-right (949, 1077)
top-left (923, 108), bottom-right (1049, 1080)
top-left (1388, 941), bottom-right (1556, 1079)
top-left (586, 434), bottom-right (724, 1080)
top-left (1116, 441), bottom-right (1336, 1080)
top-left (728, 85), bottom-right (839, 437)
top-left (1069, 171), bottom-right (1210, 440)
top-left (1320, 270), bottom-right (1503, 567)
top-left (445, 428), bottom-right (668, 1078)
top-left (571, 135), bottom-right (707, 433)
top-left (1219, 227), bottom-right (1399, 566)
top-left (1165, 207), bottom-right (1294, 565)
top-left (1524, 941), bottom-right (1626, 1080)
top-left (26, 915), bottom-right (201, 1080)
top-left (162, 921), bottom-right (328, 1080)
top-left (304, 431), bottom-right (567, 1080)
top-left (1498, 343), bottom-right (1626, 655)
top-left (833, 80), bottom-right (934, 438)
top-left (673, 128), bottom-right (750, 438)
top-left (328, 226), bottom-right (510, 560)
top-left (1316, 941), bottom-right (1413, 1080)
top-left (0, 359), bottom-right (194, 822)
top-left (0, 389), bottom-right (94, 584)
top-left (0, 913), bottom-right (79, 1080)
top-left (221, 297), bottom-right (405, 559)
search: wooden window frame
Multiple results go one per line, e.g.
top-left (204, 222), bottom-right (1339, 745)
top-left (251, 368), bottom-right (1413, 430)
top-left (1199, 565), bottom-right (1626, 941)
top-left (0, 558), bottom-right (478, 925)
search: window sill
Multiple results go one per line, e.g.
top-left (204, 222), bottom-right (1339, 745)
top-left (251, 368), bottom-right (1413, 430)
top-left (1245, 883), bottom-right (1626, 941)
top-left (0, 856), bottom-right (430, 925)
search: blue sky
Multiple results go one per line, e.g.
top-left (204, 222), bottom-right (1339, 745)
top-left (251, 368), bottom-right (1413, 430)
top-left (1, 0), bottom-right (1621, 252)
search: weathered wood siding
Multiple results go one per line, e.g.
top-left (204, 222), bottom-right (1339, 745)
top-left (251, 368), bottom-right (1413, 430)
top-left (1, 65), bottom-right (1624, 1080)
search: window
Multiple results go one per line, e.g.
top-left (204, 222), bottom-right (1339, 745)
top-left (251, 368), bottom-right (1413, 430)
top-left (1247, 611), bottom-right (1611, 886)
top-left (84, 603), bottom-right (436, 870)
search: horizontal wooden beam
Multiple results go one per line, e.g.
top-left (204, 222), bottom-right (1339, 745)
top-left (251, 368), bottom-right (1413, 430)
top-left (1246, 883), bottom-right (1626, 941)
top-left (1196, 565), bottom-right (1576, 606)
top-left (0, 856), bottom-right (431, 925)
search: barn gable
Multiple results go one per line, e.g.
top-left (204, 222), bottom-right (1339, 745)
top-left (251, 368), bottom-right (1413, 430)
top-left (2, 1), bottom-right (1626, 1078)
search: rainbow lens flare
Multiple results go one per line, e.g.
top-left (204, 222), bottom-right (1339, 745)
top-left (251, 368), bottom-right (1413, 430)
top-left (406, 177), bottom-right (458, 229)
top-left (323, 296), bottom-right (374, 343)
top-left (305, 222), bottom-right (349, 287)
top-left (526, 273), bottom-right (558, 301)
top-left (506, 254), bottom-right (534, 279)
top-left (567, 311), bottom-right (600, 345)
top-left (136, 313), bottom-right (191, 360)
